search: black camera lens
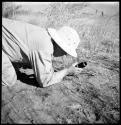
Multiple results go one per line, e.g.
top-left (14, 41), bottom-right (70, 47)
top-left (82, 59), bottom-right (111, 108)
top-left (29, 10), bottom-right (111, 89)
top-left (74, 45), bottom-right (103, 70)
top-left (75, 62), bottom-right (87, 68)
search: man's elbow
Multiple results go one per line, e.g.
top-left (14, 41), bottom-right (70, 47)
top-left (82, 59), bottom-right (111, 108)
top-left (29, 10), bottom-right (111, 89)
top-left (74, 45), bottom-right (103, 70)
top-left (36, 77), bottom-right (51, 88)
top-left (37, 74), bottom-right (55, 88)
top-left (42, 80), bottom-right (54, 88)
top-left (42, 81), bottom-right (51, 88)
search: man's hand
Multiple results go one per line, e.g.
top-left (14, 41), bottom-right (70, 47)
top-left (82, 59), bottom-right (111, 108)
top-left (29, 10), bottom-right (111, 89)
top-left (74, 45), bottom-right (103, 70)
top-left (43, 61), bottom-right (87, 87)
top-left (67, 62), bottom-right (83, 75)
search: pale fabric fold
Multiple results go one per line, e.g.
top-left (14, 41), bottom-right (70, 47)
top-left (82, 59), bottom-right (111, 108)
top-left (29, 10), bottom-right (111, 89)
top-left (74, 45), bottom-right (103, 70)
top-left (29, 51), bottom-right (54, 87)
top-left (2, 51), bottom-right (17, 86)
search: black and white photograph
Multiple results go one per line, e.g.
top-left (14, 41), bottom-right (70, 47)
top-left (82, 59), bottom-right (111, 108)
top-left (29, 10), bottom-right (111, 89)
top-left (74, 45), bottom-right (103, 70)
top-left (2, 2), bottom-right (119, 124)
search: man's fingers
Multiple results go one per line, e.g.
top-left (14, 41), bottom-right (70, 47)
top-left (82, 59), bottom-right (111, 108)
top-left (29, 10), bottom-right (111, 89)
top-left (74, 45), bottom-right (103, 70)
top-left (74, 68), bottom-right (83, 75)
top-left (72, 62), bottom-right (78, 67)
top-left (75, 67), bottom-right (83, 71)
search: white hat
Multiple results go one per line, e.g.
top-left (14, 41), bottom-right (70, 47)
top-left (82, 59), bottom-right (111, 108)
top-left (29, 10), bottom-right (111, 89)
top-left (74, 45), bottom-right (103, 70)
top-left (48, 26), bottom-right (80, 57)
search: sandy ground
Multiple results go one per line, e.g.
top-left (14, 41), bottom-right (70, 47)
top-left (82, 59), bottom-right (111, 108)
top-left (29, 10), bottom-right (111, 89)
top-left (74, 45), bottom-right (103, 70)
top-left (2, 58), bottom-right (119, 124)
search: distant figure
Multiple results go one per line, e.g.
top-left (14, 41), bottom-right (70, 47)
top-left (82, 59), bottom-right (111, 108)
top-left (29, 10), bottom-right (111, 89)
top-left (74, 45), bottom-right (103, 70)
top-left (96, 9), bottom-right (97, 14)
top-left (101, 11), bottom-right (104, 16)
top-left (82, 32), bottom-right (85, 37)
top-left (2, 18), bottom-right (83, 88)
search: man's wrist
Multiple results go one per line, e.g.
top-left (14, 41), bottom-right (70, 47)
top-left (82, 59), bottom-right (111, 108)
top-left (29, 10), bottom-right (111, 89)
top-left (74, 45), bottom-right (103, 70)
top-left (66, 67), bottom-right (72, 75)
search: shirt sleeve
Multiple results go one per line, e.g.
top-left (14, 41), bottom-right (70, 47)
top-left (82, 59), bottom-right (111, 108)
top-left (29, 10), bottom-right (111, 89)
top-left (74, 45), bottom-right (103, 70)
top-left (28, 50), bottom-right (54, 87)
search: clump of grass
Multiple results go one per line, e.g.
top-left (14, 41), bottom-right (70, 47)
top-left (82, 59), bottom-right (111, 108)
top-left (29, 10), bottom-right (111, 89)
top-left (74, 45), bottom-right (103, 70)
top-left (46, 2), bottom-right (86, 28)
top-left (76, 16), bottom-right (119, 63)
top-left (2, 2), bottom-right (32, 21)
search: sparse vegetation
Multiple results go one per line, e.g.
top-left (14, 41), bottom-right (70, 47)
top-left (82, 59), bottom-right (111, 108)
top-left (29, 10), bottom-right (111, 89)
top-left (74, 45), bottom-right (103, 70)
top-left (2, 2), bottom-right (119, 124)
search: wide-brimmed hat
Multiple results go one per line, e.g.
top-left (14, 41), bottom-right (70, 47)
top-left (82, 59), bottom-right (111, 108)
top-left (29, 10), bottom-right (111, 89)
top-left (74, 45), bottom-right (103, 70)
top-left (48, 26), bottom-right (80, 57)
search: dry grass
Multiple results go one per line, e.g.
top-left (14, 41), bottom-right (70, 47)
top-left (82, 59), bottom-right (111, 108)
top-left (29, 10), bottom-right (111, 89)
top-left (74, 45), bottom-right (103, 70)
top-left (2, 2), bottom-right (119, 124)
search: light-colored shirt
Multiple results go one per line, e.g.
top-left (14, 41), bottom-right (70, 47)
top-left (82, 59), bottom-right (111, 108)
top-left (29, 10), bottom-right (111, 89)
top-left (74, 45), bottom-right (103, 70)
top-left (2, 18), bottom-right (54, 87)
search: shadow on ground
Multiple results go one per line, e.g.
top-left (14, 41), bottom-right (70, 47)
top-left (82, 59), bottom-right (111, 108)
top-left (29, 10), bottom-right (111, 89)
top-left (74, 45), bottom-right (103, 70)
top-left (2, 59), bottom-right (119, 124)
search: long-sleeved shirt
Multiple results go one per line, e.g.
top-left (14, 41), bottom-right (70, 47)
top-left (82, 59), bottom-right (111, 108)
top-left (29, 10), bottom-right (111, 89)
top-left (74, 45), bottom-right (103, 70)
top-left (2, 18), bottom-right (54, 87)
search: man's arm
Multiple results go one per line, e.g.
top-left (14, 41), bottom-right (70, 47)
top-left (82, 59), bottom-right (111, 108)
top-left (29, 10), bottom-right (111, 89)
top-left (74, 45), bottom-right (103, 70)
top-left (43, 68), bottom-right (69, 87)
top-left (29, 50), bottom-right (82, 88)
top-left (43, 62), bottom-right (82, 87)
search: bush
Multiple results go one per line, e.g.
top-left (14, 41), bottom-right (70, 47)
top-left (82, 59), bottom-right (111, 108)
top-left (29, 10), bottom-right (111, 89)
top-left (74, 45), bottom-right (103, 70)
top-left (2, 2), bottom-right (20, 18)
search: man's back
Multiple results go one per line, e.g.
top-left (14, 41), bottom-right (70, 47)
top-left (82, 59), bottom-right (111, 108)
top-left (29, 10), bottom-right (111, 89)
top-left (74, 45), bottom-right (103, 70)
top-left (2, 18), bottom-right (53, 62)
top-left (2, 18), bottom-right (54, 87)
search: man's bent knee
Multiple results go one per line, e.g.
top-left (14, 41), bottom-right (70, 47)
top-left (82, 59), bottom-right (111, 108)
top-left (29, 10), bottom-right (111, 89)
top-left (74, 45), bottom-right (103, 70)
top-left (2, 67), bottom-right (17, 86)
top-left (2, 51), bottom-right (17, 86)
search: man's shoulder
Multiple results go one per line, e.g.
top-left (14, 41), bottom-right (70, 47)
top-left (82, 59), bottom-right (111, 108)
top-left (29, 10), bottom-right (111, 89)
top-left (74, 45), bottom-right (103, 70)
top-left (28, 28), bottom-right (54, 54)
top-left (29, 27), bottom-right (51, 43)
